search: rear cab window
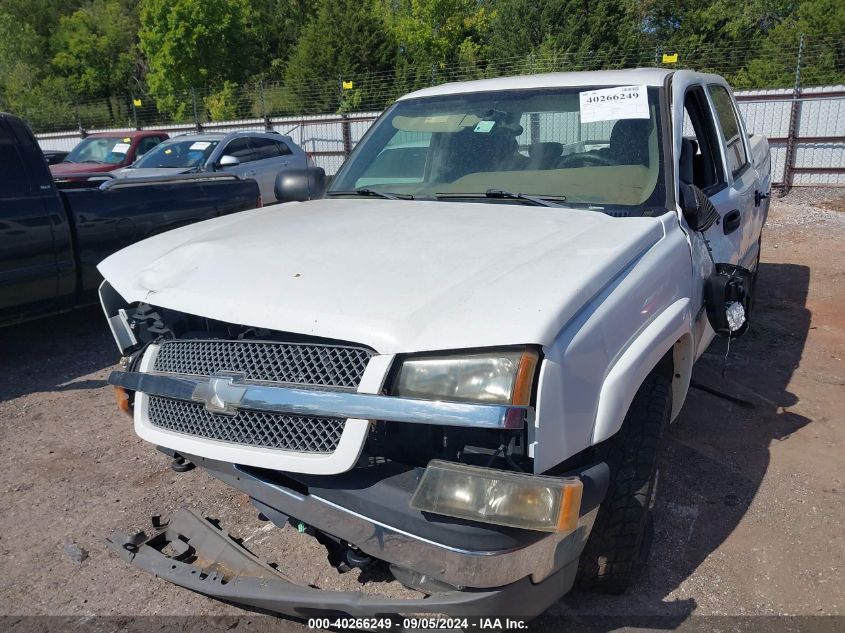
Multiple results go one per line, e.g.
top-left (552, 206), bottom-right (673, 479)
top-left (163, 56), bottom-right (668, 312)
top-left (0, 119), bottom-right (32, 198)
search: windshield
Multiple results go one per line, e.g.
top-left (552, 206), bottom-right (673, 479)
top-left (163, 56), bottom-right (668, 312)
top-left (65, 136), bottom-right (133, 165)
top-left (133, 139), bottom-right (219, 169)
top-left (330, 86), bottom-right (667, 211)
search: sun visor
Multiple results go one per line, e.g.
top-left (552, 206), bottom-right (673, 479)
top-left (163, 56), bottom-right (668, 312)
top-left (392, 113), bottom-right (481, 133)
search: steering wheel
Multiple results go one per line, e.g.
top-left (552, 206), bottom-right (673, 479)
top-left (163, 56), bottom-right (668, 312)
top-left (559, 153), bottom-right (617, 168)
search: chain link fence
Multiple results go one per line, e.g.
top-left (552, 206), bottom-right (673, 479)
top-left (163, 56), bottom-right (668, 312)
top-left (31, 34), bottom-right (845, 185)
top-left (23, 35), bottom-right (844, 133)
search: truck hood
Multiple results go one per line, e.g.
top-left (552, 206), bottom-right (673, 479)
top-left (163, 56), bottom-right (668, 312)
top-left (98, 199), bottom-right (665, 353)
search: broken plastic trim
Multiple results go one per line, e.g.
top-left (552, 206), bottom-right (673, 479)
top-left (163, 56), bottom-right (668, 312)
top-left (105, 508), bottom-right (578, 618)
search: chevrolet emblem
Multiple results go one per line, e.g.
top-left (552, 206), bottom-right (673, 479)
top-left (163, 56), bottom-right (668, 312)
top-left (191, 372), bottom-right (247, 415)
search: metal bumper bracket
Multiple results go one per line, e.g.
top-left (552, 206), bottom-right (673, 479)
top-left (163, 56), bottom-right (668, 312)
top-left (106, 509), bottom-right (577, 619)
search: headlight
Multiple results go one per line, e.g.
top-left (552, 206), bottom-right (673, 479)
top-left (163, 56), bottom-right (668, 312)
top-left (411, 460), bottom-right (583, 532)
top-left (392, 348), bottom-right (538, 405)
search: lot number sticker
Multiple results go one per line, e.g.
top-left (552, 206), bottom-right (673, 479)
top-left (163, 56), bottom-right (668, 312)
top-left (111, 143), bottom-right (131, 154)
top-left (579, 85), bottom-right (649, 123)
top-left (189, 141), bottom-right (211, 150)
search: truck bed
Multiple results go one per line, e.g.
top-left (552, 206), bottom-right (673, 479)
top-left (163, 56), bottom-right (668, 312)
top-left (60, 176), bottom-right (262, 296)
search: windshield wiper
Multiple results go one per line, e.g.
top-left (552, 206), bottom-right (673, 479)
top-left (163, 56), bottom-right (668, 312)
top-left (327, 188), bottom-right (414, 200)
top-left (435, 189), bottom-right (566, 208)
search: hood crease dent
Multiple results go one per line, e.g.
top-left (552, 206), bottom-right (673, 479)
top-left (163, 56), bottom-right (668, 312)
top-left (98, 199), bottom-right (664, 353)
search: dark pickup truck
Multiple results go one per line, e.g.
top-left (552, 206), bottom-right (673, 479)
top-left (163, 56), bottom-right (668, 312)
top-left (0, 113), bottom-right (262, 326)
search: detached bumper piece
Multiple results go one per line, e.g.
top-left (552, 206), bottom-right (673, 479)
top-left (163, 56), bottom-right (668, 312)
top-left (107, 508), bottom-right (578, 619)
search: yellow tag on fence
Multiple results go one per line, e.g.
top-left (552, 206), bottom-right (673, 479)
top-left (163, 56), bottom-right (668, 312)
top-left (662, 53), bottom-right (678, 64)
top-left (342, 81), bottom-right (353, 90)
top-left (133, 98), bottom-right (142, 106)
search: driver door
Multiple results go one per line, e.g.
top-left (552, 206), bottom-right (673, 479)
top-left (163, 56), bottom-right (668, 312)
top-left (674, 77), bottom-right (745, 356)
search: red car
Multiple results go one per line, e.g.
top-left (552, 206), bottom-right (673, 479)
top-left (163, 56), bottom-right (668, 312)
top-left (50, 130), bottom-right (169, 177)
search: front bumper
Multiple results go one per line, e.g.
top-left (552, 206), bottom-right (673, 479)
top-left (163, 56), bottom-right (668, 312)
top-left (107, 508), bottom-right (581, 618)
top-left (109, 455), bottom-right (608, 618)
top-left (110, 358), bottom-right (532, 475)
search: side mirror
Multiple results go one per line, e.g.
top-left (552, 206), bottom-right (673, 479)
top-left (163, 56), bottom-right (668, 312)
top-left (274, 167), bottom-right (327, 203)
top-left (218, 155), bottom-right (240, 168)
top-left (704, 263), bottom-right (753, 337)
top-left (680, 183), bottom-right (719, 232)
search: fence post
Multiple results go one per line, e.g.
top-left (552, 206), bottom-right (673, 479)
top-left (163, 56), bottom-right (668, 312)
top-left (341, 114), bottom-right (352, 158)
top-left (130, 92), bottom-right (139, 130)
top-left (191, 86), bottom-right (203, 132)
top-left (781, 33), bottom-right (804, 196)
top-left (259, 80), bottom-right (271, 131)
top-left (75, 101), bottom-right (87, 138)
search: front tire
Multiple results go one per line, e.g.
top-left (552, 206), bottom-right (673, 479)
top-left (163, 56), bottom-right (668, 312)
top-left (576, 371), bottom-right (672, 593)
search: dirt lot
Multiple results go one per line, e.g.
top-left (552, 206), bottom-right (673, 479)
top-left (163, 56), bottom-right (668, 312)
top-left (1, 189), bottom-right (843, 631)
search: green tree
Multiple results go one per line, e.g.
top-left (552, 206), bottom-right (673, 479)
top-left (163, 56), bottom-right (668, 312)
top-left (205, 81), bottom-right (242, 120)
top-left (0, 9), bottom-right (80, 131)
top-left (285, 0), bottom-right (397, 112)
top-left (487, 0), bottom-right (646, 72)
top-left (250, 0), bottom-right (318, 79)
top-left (52, 0), bottom-right (139, 123)
top-left (139, 0), bottom-right (253, 117)
top-left (1, 0), bottom-right (85, 42)
top-left (383, 0), bottom-right (492, 68)
top-left (736, 0), bottom-right (845, 88)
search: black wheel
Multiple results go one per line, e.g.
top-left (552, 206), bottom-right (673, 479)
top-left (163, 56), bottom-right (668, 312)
top-left (576, 371), bottom-right (671, 593)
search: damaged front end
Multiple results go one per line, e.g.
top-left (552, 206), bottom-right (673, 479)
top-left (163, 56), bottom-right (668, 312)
top-left (106, 509), bottom-right (526, 618)
top-left (108, 454), bottom-right (608, 619)
top-left (99, 288), bottom-right (609, 619)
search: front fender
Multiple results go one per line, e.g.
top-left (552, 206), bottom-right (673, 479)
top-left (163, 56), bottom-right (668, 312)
top-left (591, 298), bottom-right (692, 444)
top-left (532, 215), bottom-right (693, 474)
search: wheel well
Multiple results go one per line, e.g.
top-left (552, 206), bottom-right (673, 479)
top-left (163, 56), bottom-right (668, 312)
top-left (655, 348), bottom-right (674, 380)
top-left (669, 334), bottom-right (694, 421)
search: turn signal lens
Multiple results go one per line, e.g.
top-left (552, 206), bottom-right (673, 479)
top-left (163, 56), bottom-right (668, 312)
top-left (411, 460), bottom-right (582, 533)
top-left (113, 386), bottom-right (132, 416)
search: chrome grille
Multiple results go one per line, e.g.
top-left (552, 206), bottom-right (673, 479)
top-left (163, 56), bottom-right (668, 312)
top-left (147, 396), bottom-right (345, 453)
top-left (153, 340), bottom-right (372, 389)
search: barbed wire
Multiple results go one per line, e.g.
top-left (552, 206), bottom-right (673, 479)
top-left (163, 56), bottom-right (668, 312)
top-left (25, 33), bottom-right (845, 134)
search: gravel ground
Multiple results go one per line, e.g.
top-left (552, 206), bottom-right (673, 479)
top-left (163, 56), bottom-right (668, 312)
top-left (1, 188), bottom-right (843, 632)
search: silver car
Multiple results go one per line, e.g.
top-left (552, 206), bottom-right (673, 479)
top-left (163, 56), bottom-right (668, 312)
top-left (115, 131), bottom-right (310, 204)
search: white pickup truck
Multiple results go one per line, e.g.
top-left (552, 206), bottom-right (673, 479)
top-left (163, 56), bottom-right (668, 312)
top-left (100, 68), bottom-right (770, 619)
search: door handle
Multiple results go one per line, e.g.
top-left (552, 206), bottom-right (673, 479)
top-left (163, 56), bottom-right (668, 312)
top-left (723, 209), bottom-right (741, 235)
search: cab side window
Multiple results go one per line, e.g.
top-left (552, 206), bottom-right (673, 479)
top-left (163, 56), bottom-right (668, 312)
top-left (251, 137), bottom-right (281, 160)
top-left (136, 136), bottom-right (163, 157)
top-left (275, 140), bottom-right (292, 156)
top-left (709, 85), bottom-right (749, 178)
top-left (681, 86), bottom-right (726, 194)
top-left (223, 137), bottom-right (255, 162)
top-left (0, 120), bottom-right (30, 198)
